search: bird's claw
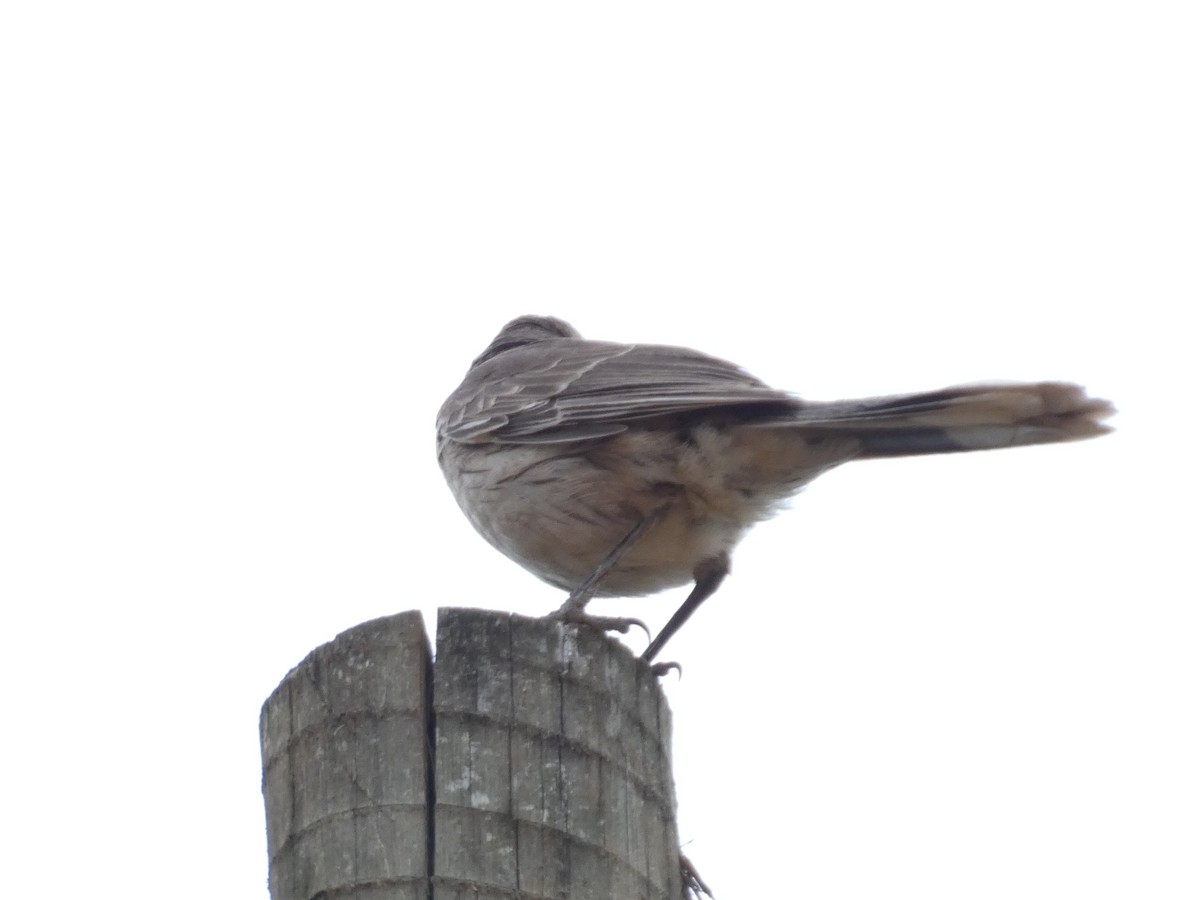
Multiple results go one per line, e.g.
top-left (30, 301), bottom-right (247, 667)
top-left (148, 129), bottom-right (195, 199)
top-left (648, 659), bottom-right (682, 679)
top-left (551, 608), bottom-right (651, 642)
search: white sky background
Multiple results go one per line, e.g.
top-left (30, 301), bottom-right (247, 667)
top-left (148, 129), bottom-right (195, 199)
top-left (2, 3), bottom-right (1197, 898)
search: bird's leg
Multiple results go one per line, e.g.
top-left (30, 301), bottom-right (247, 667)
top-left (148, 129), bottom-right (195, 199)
top-left (680, 852), bottom-right (715, 899)
top-left (642, 552), bottom-right (730, 665)
top-left (552, 505), bottom-right (668, 638)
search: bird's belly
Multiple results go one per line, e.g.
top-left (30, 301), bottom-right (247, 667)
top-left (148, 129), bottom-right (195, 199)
top-left (437, 433), bottom-right (760, 597)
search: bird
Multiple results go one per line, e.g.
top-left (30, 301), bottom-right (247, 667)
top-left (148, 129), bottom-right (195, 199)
top-left (436, 315), bottom-right (1114, 664)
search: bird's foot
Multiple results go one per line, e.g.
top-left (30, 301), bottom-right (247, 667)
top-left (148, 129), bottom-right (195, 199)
top-left (550, 604), bottom-right (650, 641)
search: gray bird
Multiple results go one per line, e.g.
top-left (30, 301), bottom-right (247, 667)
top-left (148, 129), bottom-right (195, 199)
top-left (437, 315), bottom-right (1114, 663)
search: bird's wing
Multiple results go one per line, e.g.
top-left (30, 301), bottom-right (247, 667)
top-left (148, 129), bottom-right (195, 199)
top-left (438, 339), bottom-right (796, 444)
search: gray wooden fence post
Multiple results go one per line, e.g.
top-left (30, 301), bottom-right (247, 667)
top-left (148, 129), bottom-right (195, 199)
top-left (260, 611), bottom-right (433, 900)
top-left (261, 608), bottom-right (687, 900)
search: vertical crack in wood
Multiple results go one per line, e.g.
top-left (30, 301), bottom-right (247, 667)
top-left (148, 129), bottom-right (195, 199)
top-left (557, 623), bottom-right (571, 896)
top-left (507, 614), bottom-right (520, 895)
top-left (424, 626), bottom-right (436, 900)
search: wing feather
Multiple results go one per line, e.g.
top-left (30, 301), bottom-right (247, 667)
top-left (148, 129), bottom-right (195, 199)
top-left (438, 339), bottom-right (796, 443)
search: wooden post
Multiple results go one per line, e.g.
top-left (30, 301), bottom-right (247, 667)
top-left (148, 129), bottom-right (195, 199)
top-left (260, 611), bottom-right (433, 900)
top-left (261, 609), bottom-right (686, 900)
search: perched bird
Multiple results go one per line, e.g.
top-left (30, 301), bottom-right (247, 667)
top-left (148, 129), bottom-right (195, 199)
top-left (436, 315), bottom-right (1114, 662)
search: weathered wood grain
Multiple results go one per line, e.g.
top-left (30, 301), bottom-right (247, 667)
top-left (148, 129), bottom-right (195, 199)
top-left (262, 609), bottom-right (684, 900)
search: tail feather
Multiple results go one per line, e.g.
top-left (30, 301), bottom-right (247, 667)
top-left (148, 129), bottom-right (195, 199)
top-left (786, 382), bottom-right (1114, 458)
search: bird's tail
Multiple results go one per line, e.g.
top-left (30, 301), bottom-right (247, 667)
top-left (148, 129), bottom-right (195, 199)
top-left (786, 382), bottom-right (1114, 458)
